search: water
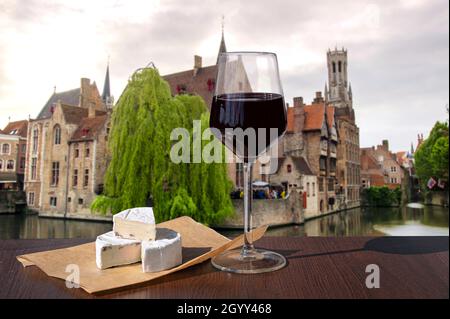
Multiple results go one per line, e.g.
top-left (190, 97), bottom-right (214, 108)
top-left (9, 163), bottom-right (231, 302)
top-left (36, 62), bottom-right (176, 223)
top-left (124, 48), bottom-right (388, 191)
top-left (0, 205), bottom-right (448, 240)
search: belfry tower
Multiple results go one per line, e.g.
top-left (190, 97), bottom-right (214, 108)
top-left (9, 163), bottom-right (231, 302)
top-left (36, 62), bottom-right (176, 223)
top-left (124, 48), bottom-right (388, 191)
top-left (326, 47), bottom-right (352, 109)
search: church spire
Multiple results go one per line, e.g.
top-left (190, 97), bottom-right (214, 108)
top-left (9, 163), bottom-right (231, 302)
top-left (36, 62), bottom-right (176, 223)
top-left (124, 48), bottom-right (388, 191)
top-left (216, 15), bottom-right (227, 64)
top-left (102, 58), bottom-right (114, 108)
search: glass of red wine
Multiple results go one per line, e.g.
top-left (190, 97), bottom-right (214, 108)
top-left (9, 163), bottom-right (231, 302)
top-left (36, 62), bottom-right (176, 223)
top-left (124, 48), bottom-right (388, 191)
top-left (210, 52), bottom-right (287, 273)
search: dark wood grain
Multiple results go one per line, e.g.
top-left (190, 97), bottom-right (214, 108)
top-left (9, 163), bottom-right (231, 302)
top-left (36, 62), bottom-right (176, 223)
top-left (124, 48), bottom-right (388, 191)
top-left (0, 237), bottom-right (448, 299)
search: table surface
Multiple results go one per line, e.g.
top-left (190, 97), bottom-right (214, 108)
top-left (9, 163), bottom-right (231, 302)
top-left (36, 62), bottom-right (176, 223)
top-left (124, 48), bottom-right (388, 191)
top-left (0, 237), bottom-right (448, 299)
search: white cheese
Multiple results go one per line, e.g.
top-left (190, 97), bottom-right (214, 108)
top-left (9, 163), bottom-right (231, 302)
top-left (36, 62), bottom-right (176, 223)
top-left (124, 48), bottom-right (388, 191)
top-left (141, 228), bottom-right (182, 273)
top-left (95, 231), bottom-right (141, 270)
top-left (113, 207), bottom-right (156, 241)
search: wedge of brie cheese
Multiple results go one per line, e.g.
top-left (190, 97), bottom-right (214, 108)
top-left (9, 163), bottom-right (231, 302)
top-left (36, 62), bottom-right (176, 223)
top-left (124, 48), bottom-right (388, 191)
top-left (95, 231), bottom-right (141, 270)
top-left (113, 207), bottom-right (156, 241)
top-left (142, 228), bottom-right (182, 273)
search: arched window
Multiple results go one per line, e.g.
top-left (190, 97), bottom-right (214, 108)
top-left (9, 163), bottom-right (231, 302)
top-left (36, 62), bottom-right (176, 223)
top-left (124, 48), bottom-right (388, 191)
top-left (54, 125), bottom-right (61, 145)
top-left (2, 143), bottom-right (10, 154)
top-left (32, 126), bottom-right (39, 153)
top-left (338, 61), bottom-right (342, 73)
top-left (332, 62), bottom-right (336, 73)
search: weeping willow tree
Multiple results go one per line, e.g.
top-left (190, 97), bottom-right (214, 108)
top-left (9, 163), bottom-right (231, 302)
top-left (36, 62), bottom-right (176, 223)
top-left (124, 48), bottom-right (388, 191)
top-left (91, 67), bottom-right (234, 225)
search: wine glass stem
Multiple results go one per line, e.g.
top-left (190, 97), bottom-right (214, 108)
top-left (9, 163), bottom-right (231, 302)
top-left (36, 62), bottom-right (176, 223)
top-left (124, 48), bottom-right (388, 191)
top-left (242, 161), bottom-right (255, 257)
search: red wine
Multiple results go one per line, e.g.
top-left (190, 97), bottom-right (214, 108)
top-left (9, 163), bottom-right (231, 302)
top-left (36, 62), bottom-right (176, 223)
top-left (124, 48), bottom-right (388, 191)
top-left (210, 92), bottom-right (287, 161)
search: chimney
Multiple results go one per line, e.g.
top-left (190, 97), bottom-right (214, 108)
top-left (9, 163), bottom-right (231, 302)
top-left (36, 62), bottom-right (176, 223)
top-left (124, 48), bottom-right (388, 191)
top-left (382, 139), bottom-right (389, 151)
top-left (80, 78), bottom-right (91, 108)
top-left (88, 102), bottom-right (96, 118)
top-left (193, 55), bottom-right (202, 76)
top-left (293, 97), bottom-right (304, 108)
top-left (313, 91), bottom-right (324, 104)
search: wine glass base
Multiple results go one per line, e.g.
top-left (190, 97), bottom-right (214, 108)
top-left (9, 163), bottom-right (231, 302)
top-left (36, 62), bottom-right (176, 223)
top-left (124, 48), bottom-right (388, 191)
top-left (211, 248), bottom-right (286, 274)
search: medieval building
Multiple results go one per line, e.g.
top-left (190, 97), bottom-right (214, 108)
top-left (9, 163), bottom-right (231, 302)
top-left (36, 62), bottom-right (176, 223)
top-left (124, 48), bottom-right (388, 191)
top-left (325, 48), bottom-right (361, 207)
top-left (0, 120), bottom-right (28, 191)
top-left (24, 65), bottom-right (113, 220)
top-left (360, 140), bottom-right (405, 189)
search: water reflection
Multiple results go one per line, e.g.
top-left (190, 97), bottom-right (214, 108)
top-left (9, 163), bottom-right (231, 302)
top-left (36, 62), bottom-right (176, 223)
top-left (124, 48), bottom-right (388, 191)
top-left (219, 206), bottom-right (449, 238)
top-left (0, 206), bottom-right (448, 239)
top-left (0, 214), bottom-right (112, 239)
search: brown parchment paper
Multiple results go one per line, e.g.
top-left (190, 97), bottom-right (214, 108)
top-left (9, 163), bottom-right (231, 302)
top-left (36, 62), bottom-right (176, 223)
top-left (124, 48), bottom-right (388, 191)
top-left (16, 216), bottom-right (267, 294)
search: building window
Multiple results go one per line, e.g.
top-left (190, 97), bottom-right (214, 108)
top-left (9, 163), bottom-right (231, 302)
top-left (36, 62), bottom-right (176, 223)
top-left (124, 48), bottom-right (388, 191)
top-left (50, 197), bottom-right (57, 207)
top-left (319, 157), bottom-right (327, 171)
top-left (78, 198), bottom-right (84, 205)
top-left (306, 183), bottom-right (310, 197)
top-left (318, 177), bottom-right (324, 192)
top-left (2, 143), bottom-right (10, 154)
top-left (0, 160), bottom-right (2, 170)
top-left (20, 157), bottom-right (25, 170)
top-left (54, 125), bottom-right (61, 145)
top-left (312, 182), bottom-right (316, 196)
top-left (330, 158), bottom-right (337, 173)
top-left (73, 169), bottom-right (78, 187)
top-left (7, 160), bottom-right (14, 170)
top-left (31, 158), bottom-right (37, 180)
top-left (332, 62), bottom-right (336, 73)
top-left (391, 166), bottom-right (397, 172)
top-left (21, 144), bottom-right (26, 153)
top-left (28, 192), bottom-right (35, 206)
top-left (287, 164), bottom-right (292, 173)
top-left (85, 144), bottom-right (90, 158)
top-left (75, 148), bottom-right (79, 158)
top-left (32, 128), bottom-right (39, 153)
top-left (68, 197), bottom-right (71, 203)
top-left (84, 169), bottom-right (89, 187)
top-left (51, 162), bottom-right (60, 186)
top-left (338, 61), bottom-right (342, 73)
top-left (328, 178), bottom-right (335, 191)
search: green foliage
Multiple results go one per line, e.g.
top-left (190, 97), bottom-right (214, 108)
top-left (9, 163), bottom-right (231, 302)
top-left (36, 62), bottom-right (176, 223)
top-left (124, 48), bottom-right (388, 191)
top-left (361, 186), bottom-right (402, 207)
top-left (414, 121), bottom-right (449, 189)
top-left (91, 68), bottom-right (234, 225)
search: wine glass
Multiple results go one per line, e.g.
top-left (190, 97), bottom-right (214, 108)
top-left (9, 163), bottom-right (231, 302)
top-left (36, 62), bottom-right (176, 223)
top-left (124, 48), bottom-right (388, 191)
top-left (209, 52), bottom-right (287, 273)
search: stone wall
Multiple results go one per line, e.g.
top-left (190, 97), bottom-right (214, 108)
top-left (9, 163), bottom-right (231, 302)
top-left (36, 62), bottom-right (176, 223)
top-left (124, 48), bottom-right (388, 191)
top-left (216, 191), bottom-right (303, 228)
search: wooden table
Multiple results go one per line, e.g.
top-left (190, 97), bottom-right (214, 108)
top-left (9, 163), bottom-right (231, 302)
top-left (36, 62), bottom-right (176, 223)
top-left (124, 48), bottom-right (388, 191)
top-left (0, 237), bottom-right (448, 299)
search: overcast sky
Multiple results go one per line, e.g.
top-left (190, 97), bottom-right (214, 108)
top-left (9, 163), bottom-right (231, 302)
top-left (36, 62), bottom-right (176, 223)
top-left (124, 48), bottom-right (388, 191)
top-left (0, 0), bottom-right (448, 151)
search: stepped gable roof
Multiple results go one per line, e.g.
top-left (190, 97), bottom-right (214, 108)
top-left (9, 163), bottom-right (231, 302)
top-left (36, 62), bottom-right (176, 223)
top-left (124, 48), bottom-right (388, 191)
top-left (37, 88), bottom-right (80, 119)
top-left (2, 120), bottom-right (28, 138)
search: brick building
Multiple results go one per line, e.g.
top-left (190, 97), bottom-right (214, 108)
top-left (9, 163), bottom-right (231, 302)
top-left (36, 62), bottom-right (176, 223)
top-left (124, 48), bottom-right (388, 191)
top-left (0, 120), bottom-right (28, 190)
top-left (360, 140), bottom-right (404, 189)
top-left (24, 66), bottom-right (113, 219)
top-left (325, 48), bottom-right (361, 207)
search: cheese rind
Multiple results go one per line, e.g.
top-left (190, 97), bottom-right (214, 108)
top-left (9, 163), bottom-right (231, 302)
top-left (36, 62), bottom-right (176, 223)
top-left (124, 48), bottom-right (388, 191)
top-left (113, 207), bottom-right (156, 241)
top-left (95, 231), bottom-right (141, 270)
top-left (141, 228), bottom-right (182, 273)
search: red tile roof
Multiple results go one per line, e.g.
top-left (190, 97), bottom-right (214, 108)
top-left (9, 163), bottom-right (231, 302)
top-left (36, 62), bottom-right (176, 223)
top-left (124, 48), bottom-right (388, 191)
top-left (326, 105), bottom-right (335, 129)
top-left (303, 103), bottom-right (325, 131)
top-left (286, 107), bottom-right (294, 133)
top-left (2, 120), bottom-right (28, 138)
top-left (70, 115), bottom-right (108, 141)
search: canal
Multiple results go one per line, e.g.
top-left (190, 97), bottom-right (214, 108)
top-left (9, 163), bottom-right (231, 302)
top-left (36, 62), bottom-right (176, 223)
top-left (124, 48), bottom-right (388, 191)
top-left (0, 205), bottom-right (448, 240)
